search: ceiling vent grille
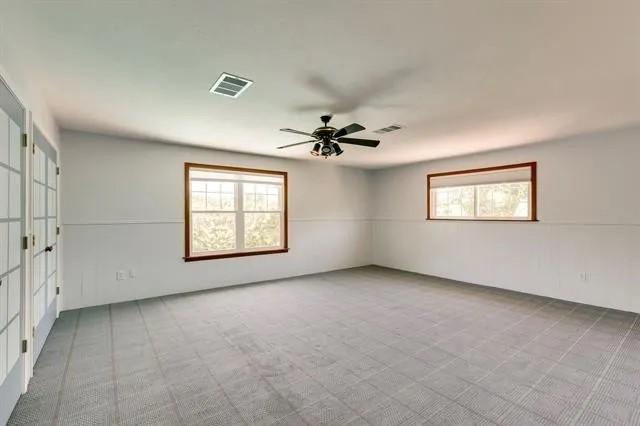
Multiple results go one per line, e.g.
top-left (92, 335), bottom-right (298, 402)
top-left (373, 124), bottom-right (402, 134)
top-left (210, 73), bottom-right (253, 98)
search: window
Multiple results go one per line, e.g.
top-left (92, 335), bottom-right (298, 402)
top-left (184, 163), bottom-right (288, 261)
top-left (427, 162), bottom-right (537, 221)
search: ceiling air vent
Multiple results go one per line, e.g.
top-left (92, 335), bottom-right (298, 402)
top-left (373, 124), bottom-right (402, 134)
top-left (209, 73), bottom-right (253, 98)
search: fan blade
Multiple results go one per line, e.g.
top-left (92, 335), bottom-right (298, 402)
top-left (336, 137), bottom-right (380, 148)
top-left (333, 123), bottom-right (365, 138)
top-left (277, 139), bottom-right (318, 149)
top-left (280, 128), bottom-right (315, 137)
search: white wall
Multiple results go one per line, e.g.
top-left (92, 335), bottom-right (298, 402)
top-left (60, 130), bottom-right (372, 309)
top-left (371, 126), bottom-right (640, 314)
top-left (62, 126), bottom-right (640, 313)
top-left (0, 54), bottom-right (58, 147)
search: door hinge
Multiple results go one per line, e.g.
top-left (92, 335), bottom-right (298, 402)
top-left (22, 133), bottom-right (28, 147)
top-left (32, 234), bottom-right (36, 247)
top-left (32, 327), bottom-right (35, 338)
top-left (21, 339), bottom-right (27, 353)
top-left (32, 143), bottom-right (35, 154)
top-left (57, 226), bottom-right (60, 235)
top-left (56, 286), bottom-right (60, 295)
top-left (56, 166), bottom-right (60, 175)
top-left (22, 236), bottom-right (29, 250)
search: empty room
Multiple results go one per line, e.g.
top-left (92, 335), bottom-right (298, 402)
top-left (0, 1), bottom-right (639, 425)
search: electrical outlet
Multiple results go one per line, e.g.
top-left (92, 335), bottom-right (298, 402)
top-left (116, 271), bottom-right (126, 281)
top-left (580, 272), bottom-right (590, 282)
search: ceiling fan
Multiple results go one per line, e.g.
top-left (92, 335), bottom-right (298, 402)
top-left (278, 114), bottom-right (380, 158)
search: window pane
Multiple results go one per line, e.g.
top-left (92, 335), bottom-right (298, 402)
top-left (243, 183), bottom-right (281, 211)
top-left (192, 212), bottom-right (236, 252)
top-left (477, 182), bottom-right (529, 218)
top-left (206, 193), bottom-right (220, 210)
top-left (267, 194), bottom-right (280, 211)
top-left (255, 194), bottom-right (267, 210)
top-left (244, 213), bottom-right (281, 249)
top-left (192, 181), bottom-right (206, 192)
top-left (193, 180), bottom-right (236, 211)
top-left (221, 193), bottom-right (234, 210)
top-left (221, 182), bottom-right (234, 193)
top-left (433, 186), bottom-right (474, 218)
top-left (206, 181), bottom-right (220, 192)
top-left (192, 192), bottom-right (206, 210)
top-left (244, 193), bottom-right (255, 210)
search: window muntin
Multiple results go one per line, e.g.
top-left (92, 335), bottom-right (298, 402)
top-left (243, 183), bottom-right (281, 211)
top-left (185, 164), bottom-right (288, 260)
top-left (191, 181), bottom-right (235, 211)
top-left (427, 163), bottom-right (536, 221)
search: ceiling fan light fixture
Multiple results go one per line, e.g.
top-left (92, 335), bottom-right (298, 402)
top-left (310, 142), bottom-right (322, 156)
top-left (279, 115), bottom-right (381, 158)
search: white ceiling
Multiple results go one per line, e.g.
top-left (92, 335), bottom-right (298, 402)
top-left (1, 0), bottom-right (638, 168)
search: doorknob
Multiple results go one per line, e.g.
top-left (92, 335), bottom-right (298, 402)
top-left (45, 245), bottom-right (54, 252)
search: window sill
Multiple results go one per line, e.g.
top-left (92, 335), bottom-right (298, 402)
top-left (184, 248), bottom-right (289, 262)
top-left (425, 218), bottom-right (538, 222)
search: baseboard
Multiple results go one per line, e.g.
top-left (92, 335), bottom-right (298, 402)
top-left (369, 263), bottom-right (640, 315)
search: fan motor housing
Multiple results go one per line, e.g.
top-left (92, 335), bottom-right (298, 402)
top-left (312, 126), bottom-right (337, 139)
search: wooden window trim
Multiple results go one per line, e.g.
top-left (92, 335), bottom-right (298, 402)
top-left (426, 161), bottom-right (537, 222)
top-left (184, 162), bottom-right (289, 262)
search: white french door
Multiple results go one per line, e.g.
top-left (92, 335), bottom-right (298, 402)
top-left (0, 78), bottom-right (26, 426)
top-left (31, 127), bottom-right (57, 362)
